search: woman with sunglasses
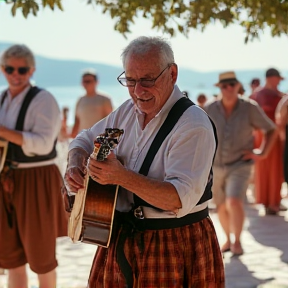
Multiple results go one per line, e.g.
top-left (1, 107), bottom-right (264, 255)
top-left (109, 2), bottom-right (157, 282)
top-left (0, 44), bottom-right (67, 288)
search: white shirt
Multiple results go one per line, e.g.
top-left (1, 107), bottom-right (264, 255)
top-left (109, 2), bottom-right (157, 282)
top-left (69, 85), bottom-right (216, 217)
top-left (0, 85), bottom-right (61, 162)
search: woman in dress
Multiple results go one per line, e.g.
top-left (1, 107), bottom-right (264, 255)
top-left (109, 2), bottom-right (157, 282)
top-left (251, 68), bottom-right (285, 215)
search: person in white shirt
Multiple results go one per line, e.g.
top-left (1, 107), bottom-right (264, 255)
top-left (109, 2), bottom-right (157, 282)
top-left (64, 36), bottom-right (224, 288)
top-left (0, 44), bottom-right (67, 288)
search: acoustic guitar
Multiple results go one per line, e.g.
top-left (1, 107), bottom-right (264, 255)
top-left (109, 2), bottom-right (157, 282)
top-left (68, 128), bottom-right (124, 248)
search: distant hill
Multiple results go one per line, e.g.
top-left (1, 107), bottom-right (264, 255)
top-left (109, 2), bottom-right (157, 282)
top-left (0, 42), bottom-right (123, 87)
top-left (0, 41), bottom-right (287, 93)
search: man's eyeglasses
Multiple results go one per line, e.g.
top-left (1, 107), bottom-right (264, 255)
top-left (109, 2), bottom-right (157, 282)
top-left (3, 66), bottom-right (30, 75)
top-left (117, 64), bottom-right (173, 88)
top-left (220, 82), bottom-right (237, 89)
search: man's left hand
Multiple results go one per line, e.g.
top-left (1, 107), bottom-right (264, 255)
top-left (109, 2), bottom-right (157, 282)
top-left (87, 151), bottom-right (125, 185)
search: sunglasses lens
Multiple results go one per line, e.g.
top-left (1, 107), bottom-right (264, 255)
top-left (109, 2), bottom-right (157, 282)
top-left (4, 66), bottom-right (29, 75)
top-left (18, 67), bottom-right (30, 75)
top-left (221, 82), bottom-right (237, 89)
top-left (4, 66), bottom-right (14, 74)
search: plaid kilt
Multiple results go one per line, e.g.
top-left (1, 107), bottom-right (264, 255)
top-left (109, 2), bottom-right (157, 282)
top-left (88, 215), bottom-right (225, 288)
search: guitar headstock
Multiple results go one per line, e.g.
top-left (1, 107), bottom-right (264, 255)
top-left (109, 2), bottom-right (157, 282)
top-left (91, 128), bottom-right (124, 161)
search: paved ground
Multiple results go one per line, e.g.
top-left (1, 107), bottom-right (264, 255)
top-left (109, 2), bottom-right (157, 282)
top-left (1, 190), bottom-right (288, 288)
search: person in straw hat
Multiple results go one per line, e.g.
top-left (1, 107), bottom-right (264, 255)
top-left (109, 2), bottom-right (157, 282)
top-left (204, 71), bottom-right (277, 255)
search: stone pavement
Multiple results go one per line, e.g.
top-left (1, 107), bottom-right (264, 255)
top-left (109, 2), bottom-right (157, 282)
top-left (1, 197), bottom-right (288, 288)
top-left (212, 202), bottom-right (288, 288)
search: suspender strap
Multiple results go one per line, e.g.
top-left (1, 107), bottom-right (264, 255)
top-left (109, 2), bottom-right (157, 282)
top-left (134, 97), bottom-right (194, 207)
top-left (5, 86), bottom-right (57, 163)
top-left (139, 97), bottom-right (194, 176)
top-left (0, 90), bottom-right (8, 107)
top-left (0, 87), bottom-right (41, 127)
top-left (15, 86), bottom-right (42, 130)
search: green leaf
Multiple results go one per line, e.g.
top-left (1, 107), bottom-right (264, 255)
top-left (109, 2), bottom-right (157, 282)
top-left (4, 0), bottom-right (288, 43)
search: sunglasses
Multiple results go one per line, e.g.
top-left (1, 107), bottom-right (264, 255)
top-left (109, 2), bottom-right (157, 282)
top-left (4, 66), bottom-right (30, 75)
top-left (220, 82), bottom-right (237, 89)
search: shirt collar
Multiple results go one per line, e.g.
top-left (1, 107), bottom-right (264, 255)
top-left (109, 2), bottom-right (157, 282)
top-left (7, 85), bottom-right (31, 104)
top-left (217, 97), bottom-right (241, 112)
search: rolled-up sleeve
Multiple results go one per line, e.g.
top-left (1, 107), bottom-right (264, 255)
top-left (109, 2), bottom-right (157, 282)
top-left (249, 101), bottom-right (276, 132)
top-left (165, 114), bottom-right (216, 217)
top-left (21, 90), bottom-right (61, 156)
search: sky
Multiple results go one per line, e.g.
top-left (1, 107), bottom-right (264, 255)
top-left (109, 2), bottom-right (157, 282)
top-left (0, 0), bottom-right (288, 72)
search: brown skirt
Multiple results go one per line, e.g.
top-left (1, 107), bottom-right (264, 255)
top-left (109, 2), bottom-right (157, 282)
top-left (0, 164), bottom-right (68, 274)
top-left (88, 216), bottom-right (225, 288)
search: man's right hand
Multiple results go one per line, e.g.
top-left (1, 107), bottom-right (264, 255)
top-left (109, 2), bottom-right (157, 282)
top-left (64, 148), bottom-right (89, 194)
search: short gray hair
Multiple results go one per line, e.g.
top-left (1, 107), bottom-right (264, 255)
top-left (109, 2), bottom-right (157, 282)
top-left (0, 44), bottom-right (35, 67)
top-left (121, 36), bottom-right (174, 68)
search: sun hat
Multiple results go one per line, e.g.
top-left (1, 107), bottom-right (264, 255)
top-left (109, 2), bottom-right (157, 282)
top-left (215, 71), bottom-right (239, 87)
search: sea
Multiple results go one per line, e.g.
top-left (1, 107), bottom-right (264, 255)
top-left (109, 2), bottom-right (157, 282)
top-left (0, 82), bottom-right (220, 126)
top-left (47, 83), bottom-right (218, 126)
top-left (2, 82), bottom-right (288, 127)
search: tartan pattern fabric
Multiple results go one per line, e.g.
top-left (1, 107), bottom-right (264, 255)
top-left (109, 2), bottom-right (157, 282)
top-left (88, 216), bottom-right (225, 288)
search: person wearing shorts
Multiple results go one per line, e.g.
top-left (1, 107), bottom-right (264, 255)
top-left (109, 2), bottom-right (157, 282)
top-left (204, 71), bottom-right (276, 256)
top-left (0, 44), bottom-right (67, 288)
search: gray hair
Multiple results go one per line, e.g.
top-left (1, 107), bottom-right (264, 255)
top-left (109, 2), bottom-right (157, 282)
top-left (0, 44), bottom-right (35, 67)
top-left (121, 36), bottom-right (175, 68)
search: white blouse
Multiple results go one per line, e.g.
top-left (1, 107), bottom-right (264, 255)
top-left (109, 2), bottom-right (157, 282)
top-left (0, 85), bottom-right (61, 162)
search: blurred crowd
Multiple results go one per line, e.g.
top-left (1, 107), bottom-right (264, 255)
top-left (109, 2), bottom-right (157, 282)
top-left (197, 68), bottom-right (288, 256)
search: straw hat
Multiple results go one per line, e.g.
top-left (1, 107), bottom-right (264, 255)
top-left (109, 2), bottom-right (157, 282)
top-left (215, 71), bottom-right (239, 87)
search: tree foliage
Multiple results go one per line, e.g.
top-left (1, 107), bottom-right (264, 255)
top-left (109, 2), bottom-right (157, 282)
top-left (3, 0), bottom-right (288, 42)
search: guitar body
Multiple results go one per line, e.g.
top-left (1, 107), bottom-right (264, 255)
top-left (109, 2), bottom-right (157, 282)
top-left (68, 128), bottom-right (123, 247)
top-left (80, 177), bottom-right (118, 248)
